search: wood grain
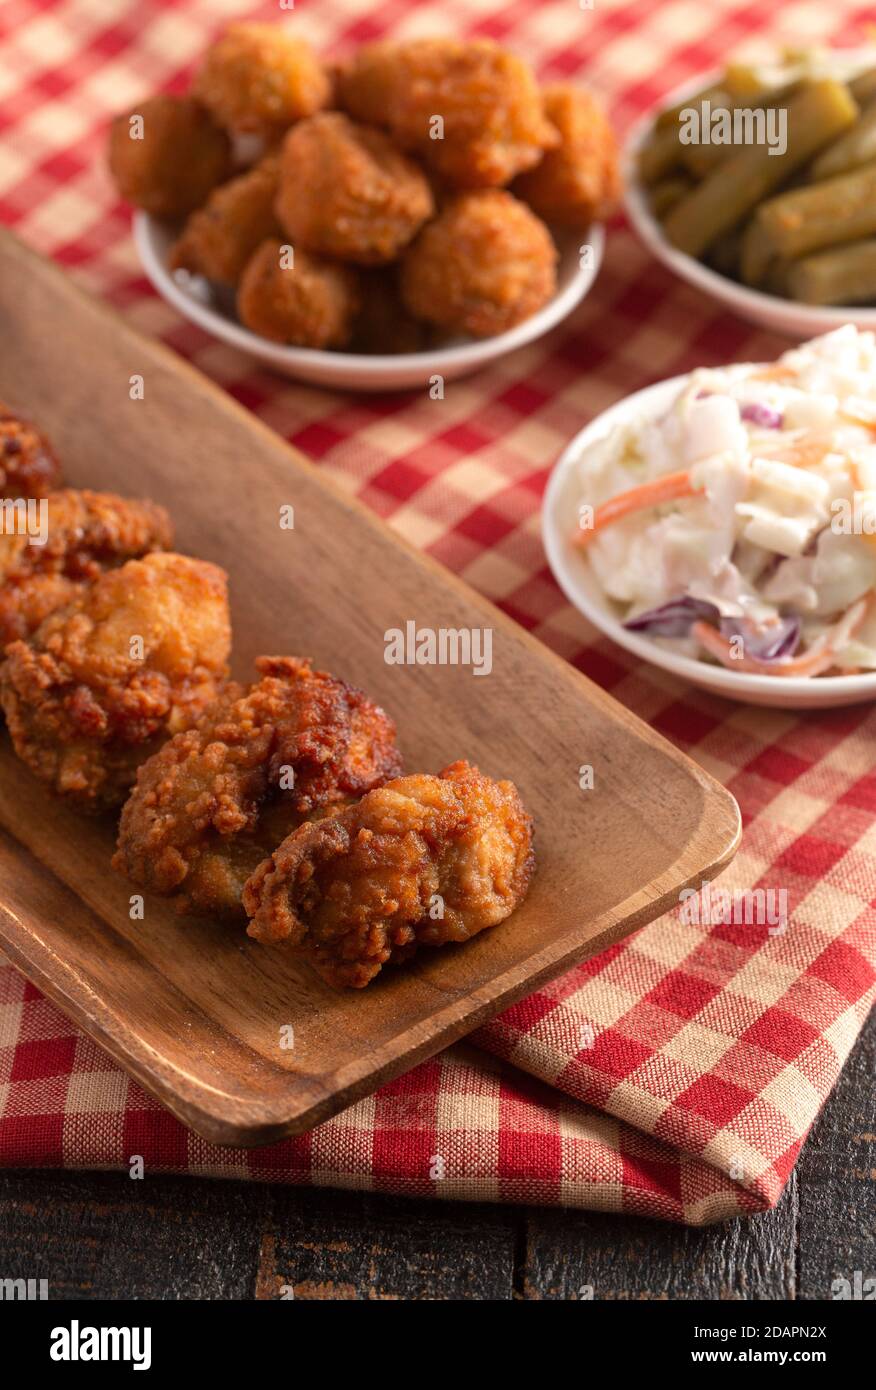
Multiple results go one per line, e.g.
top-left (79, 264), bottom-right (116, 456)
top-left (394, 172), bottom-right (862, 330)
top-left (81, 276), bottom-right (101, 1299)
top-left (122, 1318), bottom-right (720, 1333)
top-left (0, 226), bottom-right (741, 1145)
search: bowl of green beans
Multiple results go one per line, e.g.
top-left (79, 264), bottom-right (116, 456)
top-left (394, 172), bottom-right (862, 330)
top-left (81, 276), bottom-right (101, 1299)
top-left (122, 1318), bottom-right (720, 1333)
top-left (624, 49), bottom-right (876, 338)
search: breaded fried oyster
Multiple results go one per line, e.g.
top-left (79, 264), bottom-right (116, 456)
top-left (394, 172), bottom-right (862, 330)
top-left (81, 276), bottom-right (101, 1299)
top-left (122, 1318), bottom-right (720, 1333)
top-left (108, 94), bottom-right (230, 218)
top-left (275, 113), bottom-right (434, 266)
top-left (244, 760), bottom-right (535, 988)
top-left (237, 238), bottom-right (360, 347)
top-left (513, 85), bottom-right (621, 231)
top-left (0, 404), bottom-right (62, 499)
top-left (0, 490), bottom-right (173, 647)
top-left (337, 38), bottom-right (558, 188)
top-left (169, 154), bottom-right (283, 286)
top-left (400, 190), bottom-right (557, 337)
top-left (194, 23), bottom-right (330, 137)
top-left (0, 553), bottom-right (231, 809)
top-left (113, 656), bottom-right (403, 915)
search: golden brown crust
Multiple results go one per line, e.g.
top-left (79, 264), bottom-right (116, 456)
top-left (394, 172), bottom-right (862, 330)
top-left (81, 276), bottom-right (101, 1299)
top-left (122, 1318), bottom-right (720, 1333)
top-left (0, 404), bottom-right (62, 499)
top-left (337, 38), bottom-right (557, 188)
top-left (113, 655), bottom-right (403, 915)
top-left (169, 154), bottom-right (283, 286)
top-left (275, 112), bottom-right (434, 267)
top-left (0, 552), bottom-right (230, 809)
top-left (400, 190), bottom-right (557, 337)
top-left (244, 759), bottom-right (535, 988)
top-left (108, 95), bottom-right (230, 218)
top-left (0, 490), bottom-right (173, 647)
top-left (237, 238), bottom-right (361, 347)
top-left (513, 85), bottom-right (621, 230)
top-left (193, 23), bottom-right (331, 137)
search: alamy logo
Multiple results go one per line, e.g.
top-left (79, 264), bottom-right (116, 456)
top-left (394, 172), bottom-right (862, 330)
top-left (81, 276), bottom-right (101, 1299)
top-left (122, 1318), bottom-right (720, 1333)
top-left (0, 1276), bottom-right (47, 1299)
top-left (0, 497), bottom-right (48, 546)
top-left (384, 621), bottom-right (493, 676)
top-left (680, 882), bottom-right (788, 932)
top-left (50, 1320), bottom-right (152, 1370)
top-left (678, 101), bottom-right (788, 156)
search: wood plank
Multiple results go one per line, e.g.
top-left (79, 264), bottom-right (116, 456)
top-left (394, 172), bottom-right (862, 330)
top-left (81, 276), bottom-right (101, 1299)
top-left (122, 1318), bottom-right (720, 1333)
top-left (255, 1187), bottom-right (518, 1300)
top-left (795, 1008), bottom-right (876, 1302)
top-left (0, 225), bottom-right (741, 1147)
top-left (0, 1171), bottom-right (267, 1300)
top-left (519, 1191), bottom-right (796, 1300)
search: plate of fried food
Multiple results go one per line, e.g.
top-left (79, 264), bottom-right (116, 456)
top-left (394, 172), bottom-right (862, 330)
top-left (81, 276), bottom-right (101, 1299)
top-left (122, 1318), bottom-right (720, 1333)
top-left (626, 44), bottom-right (876, 338)
top-left (109, 22), bottom-right (619, 389)
top-left (0, 227), bottom-right (739, 1144)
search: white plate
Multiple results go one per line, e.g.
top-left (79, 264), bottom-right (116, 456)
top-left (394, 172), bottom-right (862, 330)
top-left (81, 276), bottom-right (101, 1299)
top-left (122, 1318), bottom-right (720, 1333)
top-left (134, 211), bottom-right (604, 392)
top-left (542, 373), bottom-right (876, 709)
top-left (623, 71), bottom-right (876, 341)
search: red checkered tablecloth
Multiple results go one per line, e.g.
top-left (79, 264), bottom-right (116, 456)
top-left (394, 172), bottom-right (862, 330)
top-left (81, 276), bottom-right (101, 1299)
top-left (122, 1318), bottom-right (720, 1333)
top-left (1, 0), bottom-right (875, 1225)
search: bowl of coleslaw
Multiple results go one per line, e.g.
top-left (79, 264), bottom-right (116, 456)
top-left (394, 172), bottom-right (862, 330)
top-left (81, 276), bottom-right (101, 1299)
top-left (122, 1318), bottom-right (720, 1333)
top-left (543, 325), bottom-right (876, 708)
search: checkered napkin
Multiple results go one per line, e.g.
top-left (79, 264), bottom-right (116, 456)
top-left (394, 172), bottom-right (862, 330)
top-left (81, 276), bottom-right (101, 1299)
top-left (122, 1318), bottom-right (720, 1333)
top-left (1, 0), bottom-right (875, 1224)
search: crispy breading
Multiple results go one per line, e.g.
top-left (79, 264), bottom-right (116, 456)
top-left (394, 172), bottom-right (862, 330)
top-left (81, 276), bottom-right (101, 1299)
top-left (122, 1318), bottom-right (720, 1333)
top-left (513, 85), bottom-right (621, 231)
top-left (108, 94), bottom-right (230, 218)
top-left (237, 238), bottom-right (361, 347)
top-left (400, 190), bottom-right (557, 337)
top-left (244, 760), bottom-right (535, 988)
top-left (169, 154), bottom-right (283, 286)
top-left (275, 112), bottom-right (434, 266)
top-left (337, 38), bottom-right (558, 188)
top-left (0, 490), bottom-right (173, 647)
top-left (113, 655), bottom-right (404, 915)
top-left (194, 23), bottom-right (330, 137)
top-left (0, 403), bottom-right (62, 498)
top-left (0, 552), bottom-right (230, 809)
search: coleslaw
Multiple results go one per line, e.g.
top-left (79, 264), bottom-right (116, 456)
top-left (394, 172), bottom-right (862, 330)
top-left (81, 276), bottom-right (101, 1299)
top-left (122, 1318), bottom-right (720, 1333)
top-left (571, 326), bottom-right (876, 677)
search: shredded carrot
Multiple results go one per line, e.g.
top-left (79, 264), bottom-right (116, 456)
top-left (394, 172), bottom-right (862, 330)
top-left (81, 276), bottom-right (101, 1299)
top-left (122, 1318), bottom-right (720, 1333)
top-left (574, 469), bottom-right (701, 547)
top-left (691, 594), bottom-right (872, 679)
top-left (748, 365), bottom-right (797, 383)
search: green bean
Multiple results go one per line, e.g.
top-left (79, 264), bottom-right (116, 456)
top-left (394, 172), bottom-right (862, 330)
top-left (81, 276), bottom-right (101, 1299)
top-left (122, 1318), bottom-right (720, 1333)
top-left (706, 229), bottom-right (743, 278)
top-left (811, 98), bottom-right (876, 178)
top-left (650, 175), bottom-right (693, 217)
top-left (662, 79), bottom-right (858, 258)
top-left (638, 125), bottom-right (684, 184)
top-left (740, 219), bottom-right (775, 285)
top-left (754, 159), bottom-right (876, 259)
top-left (787, 237), bottom-right (876, 304)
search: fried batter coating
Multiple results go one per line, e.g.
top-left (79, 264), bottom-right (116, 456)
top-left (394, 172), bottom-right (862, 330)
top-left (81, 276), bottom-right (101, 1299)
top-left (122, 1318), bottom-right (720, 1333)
top-left (237, 238), bottom-right (360, 347)
top-left (275, 112), bottom-right (434, 266)
top-left (0, 404), bottom-right (62, 499)
top-left (244, 760), bottom-right (535, 989)
top-left (0, 490), bottom-right (173, 648)
top-left (194, 23), bottom-right (330, 137)
top-left (0, 553), bottom-right (231, 809)
top-left (169, 154), bottom-right (283, 286)
top-left (108, 94), bottom-right (231, 218)
top-left (400, 190), bottom-right (557, 338)
top-left (113, 655), bottom-right (403, 916)
top-left (337, 38), bottom-right (558, 188)
top-left (513, 85), bottom-right (621, 231)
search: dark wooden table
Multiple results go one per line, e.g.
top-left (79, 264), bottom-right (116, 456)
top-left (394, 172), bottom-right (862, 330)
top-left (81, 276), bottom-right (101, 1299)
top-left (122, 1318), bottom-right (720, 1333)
top-left (1, 1011), bottom-right (872, 1300)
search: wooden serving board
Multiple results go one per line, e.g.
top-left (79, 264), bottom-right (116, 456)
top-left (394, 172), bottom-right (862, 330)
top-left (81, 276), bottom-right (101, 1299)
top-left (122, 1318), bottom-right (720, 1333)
top-left (0, 228), bottom-right (741, 1146)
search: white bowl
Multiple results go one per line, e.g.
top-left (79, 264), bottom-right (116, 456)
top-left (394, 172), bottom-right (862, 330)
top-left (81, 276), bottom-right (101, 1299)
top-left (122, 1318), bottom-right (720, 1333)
top-left (542, 373), bottom-right (876, 709)
top-left (623, 71), bottom-right (876, 341)
top-left (133, 211), bottom-right (604, 392)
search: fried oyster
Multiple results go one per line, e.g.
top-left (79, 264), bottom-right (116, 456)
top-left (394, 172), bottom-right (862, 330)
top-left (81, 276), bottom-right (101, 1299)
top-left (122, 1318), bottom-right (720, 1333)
top-left (0, 489), bottom-right (173, 648)
top-left (113, 655), bottom-right (403, 915)
top-left (0, 552), bottom-right (231, 809)
top-left (0, 403), bottom-right (62, 498)
top-left (244, 760), bottom-right (535, 988)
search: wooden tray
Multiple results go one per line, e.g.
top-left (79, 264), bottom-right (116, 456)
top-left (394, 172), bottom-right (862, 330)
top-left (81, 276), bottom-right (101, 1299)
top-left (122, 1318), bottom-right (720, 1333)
top-left (0, 228), bottom-right (741, 1146)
